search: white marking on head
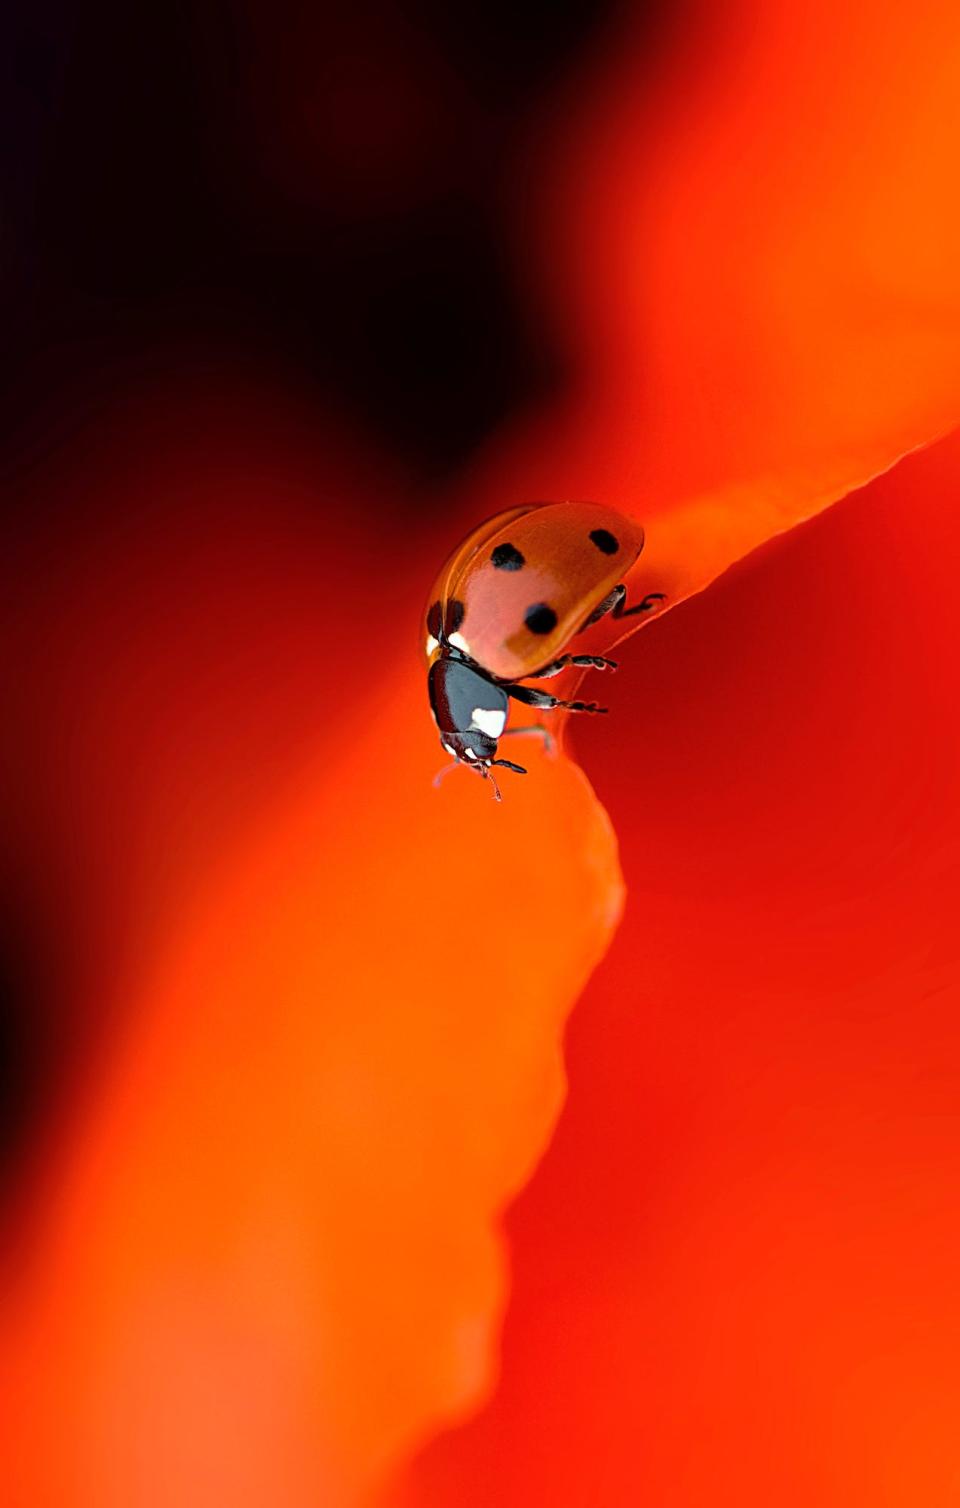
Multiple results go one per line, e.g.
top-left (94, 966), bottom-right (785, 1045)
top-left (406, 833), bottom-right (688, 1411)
top-left (425, 635), bottom-right (439, 656)
top-left (448, 631), bottom-right (470, 653)
top-left (470, 706), bottom-right (506, 739)
top-left (463, 747), bottom-right (478, 760)
top-left (442, 742), bottom-right (455, 757)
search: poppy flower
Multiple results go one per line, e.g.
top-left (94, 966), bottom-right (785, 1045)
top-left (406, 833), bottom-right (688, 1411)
top-left (3, 1), bottom-right (960, 1506)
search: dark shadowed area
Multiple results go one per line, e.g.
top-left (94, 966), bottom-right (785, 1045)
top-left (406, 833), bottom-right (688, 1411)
top-left (0, 0), bottom-right (678, 1183)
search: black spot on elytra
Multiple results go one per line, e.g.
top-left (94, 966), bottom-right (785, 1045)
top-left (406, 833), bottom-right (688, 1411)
top-left (427, 598), bottom-right (465, 642)
top-left (524, 602), bottom-right (557, 635)
top-left (491, 542), bottom-right (525, 571)
top-left (446, 598), bottom-right (465, 634)
top-left (589, 527), bottom-right (619, 555)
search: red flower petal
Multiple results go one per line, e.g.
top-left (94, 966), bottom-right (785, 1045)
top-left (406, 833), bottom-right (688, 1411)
top-left (8, 0), bottom-right (960, 1501)
top-left (478, 0), bottom-right (960, 608)
top-left (2, 385), bottom-right (623, 1508)
top-left (396, 425), bottom-right (960, 1508)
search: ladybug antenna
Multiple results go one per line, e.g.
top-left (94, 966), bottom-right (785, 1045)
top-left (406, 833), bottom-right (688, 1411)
top-left (432, 758), bottom-right (460, 789)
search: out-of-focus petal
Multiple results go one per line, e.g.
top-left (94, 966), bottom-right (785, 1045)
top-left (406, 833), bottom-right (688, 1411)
top-left (476, 0), bottom-right (960, 612)
top-left (1, 385), bottom-right (622, 1508)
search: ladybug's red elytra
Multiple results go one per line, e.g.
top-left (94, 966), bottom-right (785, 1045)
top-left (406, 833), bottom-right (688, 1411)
top-left (425, 501), bottom-right (665, 799)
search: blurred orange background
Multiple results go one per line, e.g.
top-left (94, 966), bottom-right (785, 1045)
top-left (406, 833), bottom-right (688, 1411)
top-left (3, 0), bottom-right (960, 1504)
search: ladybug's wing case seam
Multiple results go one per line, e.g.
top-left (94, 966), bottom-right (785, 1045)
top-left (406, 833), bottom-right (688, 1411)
top-left (423, 505), bottom-right (538, 664)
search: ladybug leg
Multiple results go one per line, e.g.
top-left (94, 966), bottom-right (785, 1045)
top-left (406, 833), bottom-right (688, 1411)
top-left (614, 591), bottom-right (667, 619)
top-left (579, 583), bottom-right (625, 628)
top-left (580, 584), bottom-right (666, 630)
top-left (505, 684), bottom-right (608, 715)
top-left (527, 653), bottom-right (618, 679)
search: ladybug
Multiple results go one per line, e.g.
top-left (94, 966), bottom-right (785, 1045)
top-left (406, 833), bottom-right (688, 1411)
top-left (425, 501), bottom-right (665, 798)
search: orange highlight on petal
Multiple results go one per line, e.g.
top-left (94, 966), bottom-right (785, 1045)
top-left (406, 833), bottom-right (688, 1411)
top-left (4, 656), bottom-right (622, 1508)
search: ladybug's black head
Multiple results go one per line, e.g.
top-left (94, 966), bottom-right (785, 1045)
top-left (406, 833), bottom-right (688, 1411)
top-left (428, 655), bottom-right (526, 798)
top-left (439, 726), bottom-right (499, 766)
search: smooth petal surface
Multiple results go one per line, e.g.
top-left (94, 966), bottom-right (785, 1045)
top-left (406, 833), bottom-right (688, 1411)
top-left (396, 424), bottom-right (960, 1508)
top-left (1, 386), bottom-right (622, 1508)
top-left (384, 1), bottom-right (960, 1490)
top-left (8, 707), bottom-right (621, 1508)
